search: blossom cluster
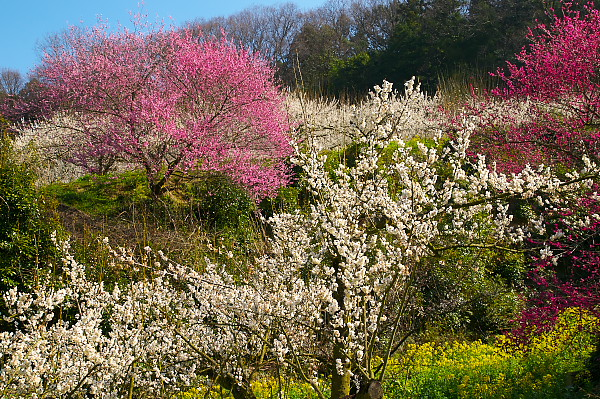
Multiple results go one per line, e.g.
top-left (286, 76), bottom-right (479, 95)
top-left (10, 19), bottom-right (294, 198)
top-left (0, 79), bottom-right (596, 398)
top-left (460, 2), bottom-right (600, 173)
top-left (286, 77), bottom-right (443, 151)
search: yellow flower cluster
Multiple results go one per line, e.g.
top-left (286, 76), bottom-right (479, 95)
top-left (178, 376), bottom-right (326, 399)
top-left (386, 307), bottom-right (599, 398)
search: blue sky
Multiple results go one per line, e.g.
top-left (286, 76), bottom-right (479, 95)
top-left (1, 1), bottom-right (326, 78)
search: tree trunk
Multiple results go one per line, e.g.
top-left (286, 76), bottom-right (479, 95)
top-left (217, 374), bottom-right (257, 399)
top-left (330, 255), bottom-right (351, 399)
top-left (356, 380), bottom-right (383, 399)
top-left (149, 178), bottom-right (166, 197)
top-left (331, 341), bottom-right (352, 399)
top-left (201, 369), bottom-right (258, 399)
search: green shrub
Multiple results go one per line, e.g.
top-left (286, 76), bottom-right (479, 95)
top-left (420, 248), bottom-right (526, 340)
top-left (0, 133), bottom-right (61, 291)
top-left (182, 173), bottom-right (256, 232)
top-left (259, 186), bottom-right (302, 216)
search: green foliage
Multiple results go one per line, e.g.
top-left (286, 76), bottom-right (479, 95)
top-left (0, 133), bottom-right (61, 292)
top-left (178, 173), bottom-right (267, 274)
top-left (44, 169), bottom-right (258, 233)
top-left (259, 186), bottom-right (302, 216)
top-left (328, 52), bottom-right (373, 98)
top-left (386, 307), bottom-right (599, 398)
top-left (324, 142), bottom-right (362, 173)
top-left (402, 136), bottom-right (441, 155)
top-left (420, 249), bottom-right (526, 340)
top-left (183, 173), bottom-right (256, 232)
top-left (324, 136), bottom-right (441, 175)
top-left (588, 337), bottom-right (600, 385)
top-left (0, 115), bottom-right (11, 136)
top-left (319, 0), bottom-right (551, 97)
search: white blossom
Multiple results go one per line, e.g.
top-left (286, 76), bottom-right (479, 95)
top-left (0, 79), bottom-right (594, 398)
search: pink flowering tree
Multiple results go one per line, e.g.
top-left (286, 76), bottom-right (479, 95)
top-left (463, 1), bottom-right (600, 173)
top-left (458, 1), bottom-right (600, 341)
top-left (493, 2), bottom-right (600, 124)
top-left (28, 19), bottom-right (293, 198)
top-left (510, 188), bottom-right (600, 339)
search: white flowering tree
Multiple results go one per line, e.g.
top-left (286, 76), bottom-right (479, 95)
top-left (258, 80), bottom-right (596, 398)
top-left (1, 80), bottom-right (597, 399)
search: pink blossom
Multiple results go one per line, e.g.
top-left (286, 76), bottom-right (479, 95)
top-left (29, 19), bottom-right (294, 198)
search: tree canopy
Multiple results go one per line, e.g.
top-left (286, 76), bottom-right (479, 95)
top-left (26, 20), bottom-right (293, 197)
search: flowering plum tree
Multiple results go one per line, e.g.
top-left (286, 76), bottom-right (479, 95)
top-left (462, 1), bottom-right (600, 173)
top-left (1, 79), bottom-right (597, 398)
top-left (458, 1), bottom-right (600, 340)
top-left (27, 19), bottom-right (293, 197)
top-left (509, 189), bottom-right (600, 339)
top-left (265, 81), bottom-right (597, 398)
top-left (494, 1), bottom-right (600, 123)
